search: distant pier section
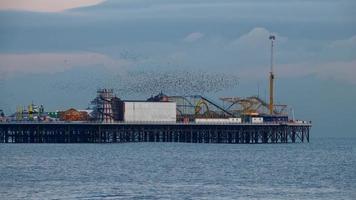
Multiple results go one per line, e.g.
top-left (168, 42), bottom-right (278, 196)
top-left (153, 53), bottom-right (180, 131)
top-left (0, 87), bottom-right (313, 144)
top-left (0, 90), bottom-right (311, 144)
top-left (0, 121), bottom-right (310, 144)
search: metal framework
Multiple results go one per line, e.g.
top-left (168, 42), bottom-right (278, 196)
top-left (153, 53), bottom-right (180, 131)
top-left (0, 122), bottom-right (310, 144)
top-left (168, 95), bottom-right (233, 121)
top-left (91, 89), bottom-right (114, 123)
top-left (220, 96), bottom-right (288, 116)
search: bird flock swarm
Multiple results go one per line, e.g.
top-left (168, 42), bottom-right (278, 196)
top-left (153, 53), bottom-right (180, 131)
top-left (112, 70), bottom-right (239, 96)
top-left (53, 70), bottom-right (240, 97)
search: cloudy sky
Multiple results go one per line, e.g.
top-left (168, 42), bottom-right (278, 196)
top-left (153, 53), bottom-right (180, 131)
top-left (0, 0), bottom-right (355, 137)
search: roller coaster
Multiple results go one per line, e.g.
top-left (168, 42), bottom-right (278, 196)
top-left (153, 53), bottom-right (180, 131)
top-left (220, 96), bottom-right (288, 116)
top-left (149, 93), bottom-right (288, 122)
top-left (167, 95), bottom-right (233, 121)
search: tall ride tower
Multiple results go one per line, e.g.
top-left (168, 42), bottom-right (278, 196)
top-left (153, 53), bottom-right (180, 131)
top-left (92, 89), bottom-right (114, 123)
top-left (269, 35), bottom-right (276, 115)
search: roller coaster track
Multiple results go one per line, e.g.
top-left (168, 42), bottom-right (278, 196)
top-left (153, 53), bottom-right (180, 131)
top-left (169, 95), bottom-right (233, 117)
top-left (221, 96), bottom-right (286, 115)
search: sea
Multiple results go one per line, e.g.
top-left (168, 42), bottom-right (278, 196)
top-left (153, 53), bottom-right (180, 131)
top-left (0, 138), bottom-right (355, 200)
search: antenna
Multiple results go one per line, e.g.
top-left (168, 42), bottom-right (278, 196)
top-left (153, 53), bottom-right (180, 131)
top-left (269, 35), bottom-right (275, 115)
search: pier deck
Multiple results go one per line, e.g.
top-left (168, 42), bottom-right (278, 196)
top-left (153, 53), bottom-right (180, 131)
top-left (0, 122), bottom-right (311, 144)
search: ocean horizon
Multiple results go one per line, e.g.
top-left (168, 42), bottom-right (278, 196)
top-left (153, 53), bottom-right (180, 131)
top-left (1, 137), bottom-right (355, 199)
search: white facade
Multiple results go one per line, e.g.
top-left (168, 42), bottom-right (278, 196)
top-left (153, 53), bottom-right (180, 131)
top-left (228, 118), bottom-right (242, 123)
top-left (295, 120), bottom-right (308, 124)
top-left (195, 118), bottom-right (226, 123)
top-left (123, 102), bottom-right (176, 122)
top-left (252, 117), bottom-right (264, 123)
top-left (195, 118), bottom-right (242, 124)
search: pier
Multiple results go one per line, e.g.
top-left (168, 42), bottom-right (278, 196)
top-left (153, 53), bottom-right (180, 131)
top-left (0, 122), bottom-right (310, 144)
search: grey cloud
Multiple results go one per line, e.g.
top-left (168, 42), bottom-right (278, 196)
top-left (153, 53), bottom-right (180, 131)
top-left (183, 32), bottom-right (205, 42)
top-left (1, 0), bottom-right (355, 54)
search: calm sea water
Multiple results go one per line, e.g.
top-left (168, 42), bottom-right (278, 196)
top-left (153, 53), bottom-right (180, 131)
top-left (1, 138), bottom-right (355, 200)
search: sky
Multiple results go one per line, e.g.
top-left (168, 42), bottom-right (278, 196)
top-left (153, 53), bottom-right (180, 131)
top-left (0, 0), bottom-right (355, 137)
